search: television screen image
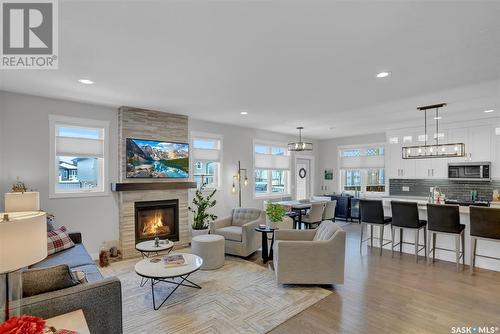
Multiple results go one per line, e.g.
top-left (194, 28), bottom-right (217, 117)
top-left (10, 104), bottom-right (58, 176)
top-left (126, 138), bottom-right (189, 178)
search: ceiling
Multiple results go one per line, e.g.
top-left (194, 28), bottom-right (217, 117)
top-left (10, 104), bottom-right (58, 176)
top-left (1, 0), bottom-right (499, 139)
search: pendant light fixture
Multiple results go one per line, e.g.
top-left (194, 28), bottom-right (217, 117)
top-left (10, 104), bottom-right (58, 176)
top-left (287, 127), bottom-right (313, 152)
top-left (402, 103), bottom-right (465, 159)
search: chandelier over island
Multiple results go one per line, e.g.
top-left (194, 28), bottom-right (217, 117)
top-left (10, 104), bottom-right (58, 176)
top-left (287, 127), bottom-right (313, 152)
top-left (402, 103), bottom-right (466, 159)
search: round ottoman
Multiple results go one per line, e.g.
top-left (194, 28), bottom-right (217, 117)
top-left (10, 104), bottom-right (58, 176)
top-left (191, 234), bottom-right (225, 270)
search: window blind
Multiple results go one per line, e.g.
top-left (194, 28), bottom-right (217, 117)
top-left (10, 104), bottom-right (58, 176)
top-left (254, 153), bottom-right (290, 170)
top-left (56, 136), bottom-right (104, 158)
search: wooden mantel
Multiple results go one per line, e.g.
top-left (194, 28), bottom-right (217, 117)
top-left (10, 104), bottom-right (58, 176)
top-left (111, 182), bottom-right (197, 192)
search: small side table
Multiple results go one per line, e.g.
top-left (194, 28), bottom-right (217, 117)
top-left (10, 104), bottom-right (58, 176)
top-left (135, 239), bottom-right (174, 258)
top-left (255, 226), bottom-right (276, 263)
top-left (45, 309), bottom-right (90, 334)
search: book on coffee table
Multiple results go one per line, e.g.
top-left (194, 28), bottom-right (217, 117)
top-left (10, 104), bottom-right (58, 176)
top-left (163, 254), bottom-right (187, 267)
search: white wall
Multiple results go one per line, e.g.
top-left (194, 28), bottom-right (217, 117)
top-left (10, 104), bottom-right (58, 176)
top-left (0, 91), bottom-right (119, 257)
top-left (0, 91), bottom-right (318, 256)
top-left (189, 118), bottom-right (317, 219)
top-left (315, 133), bottom-right (386, 194)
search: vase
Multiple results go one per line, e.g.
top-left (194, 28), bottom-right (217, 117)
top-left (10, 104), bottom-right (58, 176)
top-left (191, 228), bottom-right (209, 237)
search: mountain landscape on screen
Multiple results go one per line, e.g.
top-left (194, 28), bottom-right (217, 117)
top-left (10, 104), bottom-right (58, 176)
top-left (126, 138), bottom-right (189, 178)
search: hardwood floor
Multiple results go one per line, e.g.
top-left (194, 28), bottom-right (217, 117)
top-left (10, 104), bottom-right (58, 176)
top-left (262, 223), bottom-right (500, 334)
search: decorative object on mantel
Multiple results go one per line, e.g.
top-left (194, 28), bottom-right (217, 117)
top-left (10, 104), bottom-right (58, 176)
top-left (232, 161), bottom-right (248, 207)
top-left (189, 185), bottom-right (217, 236)
top-left (402, 103), bottom-right (466, 159)
top-left (0, 211), bottom-right (47, 321)
top-left (288, 126), bottom-right (313, 152)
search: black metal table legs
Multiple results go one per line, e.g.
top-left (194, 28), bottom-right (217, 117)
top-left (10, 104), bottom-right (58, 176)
top-left (149, 274), bottom-right (201, 311)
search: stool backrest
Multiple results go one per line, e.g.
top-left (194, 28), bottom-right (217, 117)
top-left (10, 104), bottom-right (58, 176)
top-left (360, 199), bottom-right (384, 224)
top-left (426, 204), bottom-right (460, 233)
top-left (391, 201), bottom-right (420, 228)
top-left (470, 206), bottom-right (500, 240)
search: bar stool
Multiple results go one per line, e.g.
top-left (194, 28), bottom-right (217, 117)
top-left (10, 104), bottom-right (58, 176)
top-left (360, 199), bottom-right (392, 255)
top-left (390, 201), bottom-right (427, 263)
top-left (426, 204), bottom-right (465, 271)
top-left (469, 206), bottom-right (500, 272)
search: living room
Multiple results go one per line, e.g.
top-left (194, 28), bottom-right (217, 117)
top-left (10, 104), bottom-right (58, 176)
top-left (1, 1), bottom-right (499, 333)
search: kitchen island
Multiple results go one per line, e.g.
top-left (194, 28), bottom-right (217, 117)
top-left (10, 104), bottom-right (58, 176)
top-left (364, 196), bottom-right (500, 272)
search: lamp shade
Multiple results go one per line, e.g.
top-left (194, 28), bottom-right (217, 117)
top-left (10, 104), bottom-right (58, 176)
top-left (4, 192), bottom-right (40, 212)
top-left (0, 211), bottom-right (47, 273)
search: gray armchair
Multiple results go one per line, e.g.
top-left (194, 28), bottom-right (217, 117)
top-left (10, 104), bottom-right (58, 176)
top-left (209, 208), bottom-right (265, 257)
top-left (273, 221), bottom-right (346, 285)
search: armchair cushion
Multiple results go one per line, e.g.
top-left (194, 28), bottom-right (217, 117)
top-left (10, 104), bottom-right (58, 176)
top-left (215, 226), bottom-right (242, 242)
top-left (231, 208), bottom-right (262, 226)
top-left (313, 221), bottom-right (338, 241)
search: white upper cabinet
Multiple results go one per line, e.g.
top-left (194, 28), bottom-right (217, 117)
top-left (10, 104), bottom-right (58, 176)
top-left (493, 125), bottom-right (500, 179)
top-left (467, 125), bottom-right (491, 162)
top-left (386, 122), bottom-right (498, 180)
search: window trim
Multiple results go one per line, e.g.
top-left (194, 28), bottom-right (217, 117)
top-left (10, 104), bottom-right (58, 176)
top-left (49, 115), bottom-right (110, 198)
top-left (190, 131), bottom-right (223, 190)
top-left (252, 139), bottom-right (291, 199)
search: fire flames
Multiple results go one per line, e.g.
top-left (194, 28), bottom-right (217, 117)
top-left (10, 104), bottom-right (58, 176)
top-left (142, 210), bottom-right (170, 236)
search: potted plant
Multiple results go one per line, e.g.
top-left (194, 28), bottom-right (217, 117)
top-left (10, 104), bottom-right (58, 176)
top-left (188, 185), bottom-right (217, 237)
top-left (265, 203), bottom-right (287, 229)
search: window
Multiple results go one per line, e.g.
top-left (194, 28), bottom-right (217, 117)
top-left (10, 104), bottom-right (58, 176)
top-left (191, 133), bottom-right (222, 189)
top-left (254, 141), bottom-right (290, 197)
top-left (339, 145), bottom-right (385, 193)
top-left (49, 115), bottom-right (109, 198)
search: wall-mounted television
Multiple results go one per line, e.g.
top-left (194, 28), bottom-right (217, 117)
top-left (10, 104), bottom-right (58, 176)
top-left (126, 138), bottom-right (189, 178)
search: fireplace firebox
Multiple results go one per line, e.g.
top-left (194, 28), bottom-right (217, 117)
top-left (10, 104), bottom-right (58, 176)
top-left (134, 199), bottom-right (179, 243)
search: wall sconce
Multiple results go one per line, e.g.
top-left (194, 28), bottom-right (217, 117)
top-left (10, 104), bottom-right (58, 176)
top-left (232, 160), bottom-right (248, 207)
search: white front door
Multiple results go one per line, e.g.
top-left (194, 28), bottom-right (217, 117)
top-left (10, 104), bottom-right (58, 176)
top-left (295, 158), bottom-right (311, 200)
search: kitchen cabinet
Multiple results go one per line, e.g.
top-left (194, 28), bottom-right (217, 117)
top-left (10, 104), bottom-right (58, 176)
top-left (493, 125), bottom-right (500, 179)
top-left (468, 126), bottom-right (491, 162)
top-left (387, 134), bottom-right (415, 179)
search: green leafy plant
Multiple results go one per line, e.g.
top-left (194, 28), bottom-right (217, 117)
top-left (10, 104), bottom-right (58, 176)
top-left (266, 203), bottom-right (286, 223)
top-left (189, 185), bottom-right (218, 230)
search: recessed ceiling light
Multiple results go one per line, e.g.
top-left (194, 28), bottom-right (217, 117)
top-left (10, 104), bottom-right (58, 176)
top-left (434, 116), bottom-right (442, 120)
top-left (240, 111), bottom-right (248, 115)
top-left (78, 79), bottom-right (94, 85)
top-left (484, 109), bottom-right (495, 113)
top-left (376, 71), bottom-right (390, 78)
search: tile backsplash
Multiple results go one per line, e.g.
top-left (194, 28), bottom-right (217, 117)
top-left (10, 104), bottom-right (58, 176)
top-left (389, 179), bottom-right (500, 201)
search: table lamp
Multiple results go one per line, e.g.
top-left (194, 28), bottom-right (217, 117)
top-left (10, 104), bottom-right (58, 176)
top-left (0, 211), bottom-right (47, 321)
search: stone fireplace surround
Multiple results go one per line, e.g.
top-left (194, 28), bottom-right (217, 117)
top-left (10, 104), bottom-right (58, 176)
top-left (117, 107), bottom-right (193, 259)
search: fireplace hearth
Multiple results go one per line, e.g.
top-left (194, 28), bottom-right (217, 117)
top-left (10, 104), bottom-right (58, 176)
top-left (135, 199), bottom-right (179, 243)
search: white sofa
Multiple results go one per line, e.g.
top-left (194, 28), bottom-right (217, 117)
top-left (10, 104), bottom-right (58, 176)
top-left (209, 208), bottom-right (265, 257)
top-left (273, 221), bottom-right (346, 285)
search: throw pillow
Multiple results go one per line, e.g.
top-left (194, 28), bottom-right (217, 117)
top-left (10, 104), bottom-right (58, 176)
top-left (47, 226), bottom-right (75, 255)
top-left (22, 265), bottom-right (80, 298)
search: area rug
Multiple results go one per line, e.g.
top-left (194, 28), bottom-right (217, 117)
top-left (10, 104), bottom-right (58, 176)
top-left (101, 253), bottom-right (331, 334)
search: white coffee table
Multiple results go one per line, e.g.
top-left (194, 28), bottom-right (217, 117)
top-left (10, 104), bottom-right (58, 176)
top-left (135, 253), bottom-right (203, 310)
top-left (135, 239), bottom-right (174, 258)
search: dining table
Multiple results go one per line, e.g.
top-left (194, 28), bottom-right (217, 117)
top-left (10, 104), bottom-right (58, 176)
top-left (275, 200), bottom-right (327, 229)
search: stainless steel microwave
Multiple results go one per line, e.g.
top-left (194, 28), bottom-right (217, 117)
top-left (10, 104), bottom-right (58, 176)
top-left (448, 162), bottom-right (491, 181)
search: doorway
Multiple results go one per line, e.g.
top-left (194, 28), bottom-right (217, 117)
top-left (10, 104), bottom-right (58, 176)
top-left (295, 157), bottom-right (313, 200)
